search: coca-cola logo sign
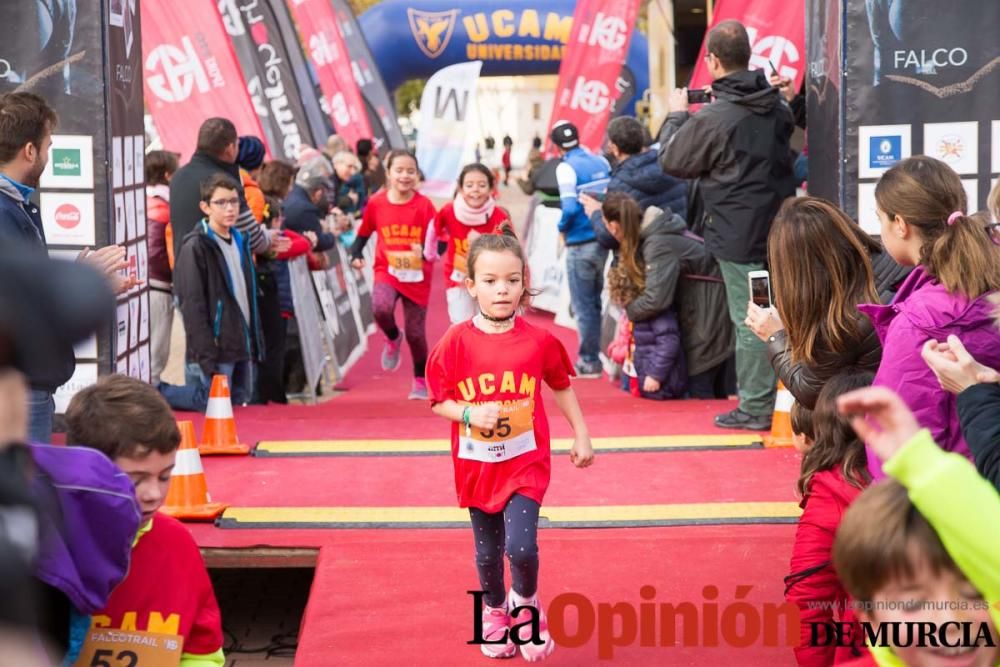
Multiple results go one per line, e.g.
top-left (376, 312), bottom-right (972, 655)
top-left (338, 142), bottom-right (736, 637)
top-left (55, 204), bottom-right (82, 229)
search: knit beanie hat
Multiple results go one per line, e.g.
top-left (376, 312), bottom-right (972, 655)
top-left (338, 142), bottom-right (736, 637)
top-left (237, 135), bottom-right (266, 170)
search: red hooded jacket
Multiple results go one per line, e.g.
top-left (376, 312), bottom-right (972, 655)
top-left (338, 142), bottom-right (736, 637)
top-left (785, 469), bottom-right (867, 666)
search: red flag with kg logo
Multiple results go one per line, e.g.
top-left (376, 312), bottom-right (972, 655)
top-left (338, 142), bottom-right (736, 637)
top-left (545, 0), bottom-right (643, 155)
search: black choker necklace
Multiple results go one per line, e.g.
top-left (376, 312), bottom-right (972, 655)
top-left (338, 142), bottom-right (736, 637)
top-left (479, 310), bottom-right (516, 323)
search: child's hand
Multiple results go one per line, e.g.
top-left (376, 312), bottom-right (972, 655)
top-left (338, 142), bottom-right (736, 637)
top-left (467, 230), bottom-right (481, 244)
top-left (470, 403), bottom-right (501, 430)
top-left (642, 376), bottom-right (661, 393)
top-left (921, 336), bottom-right (1000, 394)
top-left (569, 434), bottom-right (594, 468)
top-left (350, 258), bottom-right (365, 270)
top-left (836, 387), bottom-right (920, 463)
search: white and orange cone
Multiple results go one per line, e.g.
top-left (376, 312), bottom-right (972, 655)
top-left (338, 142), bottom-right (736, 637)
top-left (199, 374), bottom-right (250, 456)
top-left (763, 381), bottom-right (795, 448)
top-left (161, 421), bottom-right (228, 521)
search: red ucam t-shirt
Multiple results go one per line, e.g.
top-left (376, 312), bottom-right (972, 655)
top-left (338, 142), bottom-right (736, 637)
top-left (357, 190), bottom-right (437, 306)
top-left (91, 513), bottom-right (223, 656)
top-left (426, 318), bottom-right (574, 512)
top-left (434, 202), bottom-right (511, 288)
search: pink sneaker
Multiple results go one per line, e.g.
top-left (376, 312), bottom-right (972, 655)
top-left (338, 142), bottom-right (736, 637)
top-left (381, 335), bottom-right (402, 372)
top-left (480, 603), bottom-right (516, 659)
top-left (407, 377), bottom-right (428, 400)
top-left (508, 590), bottom-right (555, 662)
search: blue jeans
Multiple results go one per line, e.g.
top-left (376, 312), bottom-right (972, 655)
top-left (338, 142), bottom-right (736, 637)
top-left (188, 361), bottom-right (254, 406)
top-left (28, 389), bottom-right (54, 443)
top-left (565, 241), bottom-right (608, 364)
top-left (157, 361), bottom-right (253, 412)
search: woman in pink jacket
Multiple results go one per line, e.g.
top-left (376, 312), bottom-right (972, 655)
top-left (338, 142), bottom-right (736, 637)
top-left (860, 156), bottom-right (1000, 479)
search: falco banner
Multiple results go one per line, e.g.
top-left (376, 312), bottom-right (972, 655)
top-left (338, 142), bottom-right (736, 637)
top-left (545, 0), bottom-right (643, 154)
top-left (141, 1), bottom-right (267, 160)
top-left (286, 0), bottom-right (373, 149)
top-left (688, 0), bottom-right (805, 93)
top-left (415, 61), bottom-right (483, 198)
top-left (327, 0), bottom-right (406, 150)
top-left (804, 0), bottom-right (999, 231)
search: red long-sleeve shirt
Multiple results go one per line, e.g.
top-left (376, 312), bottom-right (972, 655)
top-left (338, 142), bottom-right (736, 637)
top-left (785, 469), bottom-right (867, 666)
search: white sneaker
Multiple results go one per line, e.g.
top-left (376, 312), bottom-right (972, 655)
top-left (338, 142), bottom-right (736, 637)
top-left (480, 602), bottom-right (516, 659)
top-left (508, 590), bottom-right (555, 662)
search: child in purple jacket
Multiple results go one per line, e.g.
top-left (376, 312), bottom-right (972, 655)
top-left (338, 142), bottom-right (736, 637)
top-left (860, 156), bottom-right (1000, 480)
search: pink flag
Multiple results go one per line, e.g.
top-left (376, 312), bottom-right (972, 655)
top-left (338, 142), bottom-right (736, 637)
top-left (545, 0), bottom-right (643, 155)
top-left (141, 2), bottom-right (269, 160)
top-left (286, 0), bottom-right (373, 149)
top-left (688, 0), bottom-right (806, 93)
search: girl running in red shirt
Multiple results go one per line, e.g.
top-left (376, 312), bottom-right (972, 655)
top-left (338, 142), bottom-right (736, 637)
top-left (426, 232), bottom-right (594, 662)
top-left (433, 163), bottom-right (512, 323)
top-left (350, 150), bottom-right (437, 399)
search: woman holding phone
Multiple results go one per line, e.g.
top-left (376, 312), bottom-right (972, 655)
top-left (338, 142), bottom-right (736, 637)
top-left (745, 197), bottom-right (883, 409)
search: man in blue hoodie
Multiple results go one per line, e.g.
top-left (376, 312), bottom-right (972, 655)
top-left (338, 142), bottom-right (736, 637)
top-left (551, 121), bottom-right (611, 378)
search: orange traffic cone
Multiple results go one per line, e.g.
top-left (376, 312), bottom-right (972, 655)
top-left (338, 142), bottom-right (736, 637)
top-left (161, 421), bottom-right (227, 521)
top-left (762, 381), bottom-right (795, 448)
top-left (199, 374), bottom-right (250, 455)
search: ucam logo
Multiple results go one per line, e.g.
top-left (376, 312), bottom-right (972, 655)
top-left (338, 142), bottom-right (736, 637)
top-left (568, 76), bottom-right (610, 114)
top-left (869, 135), bottom-right (902, 169)
top-left (579, 11), bottom-right (627, 51)
top-left (145, 37), bottom-right (210, 103)
top-left (54, 204), bottom-right (81, 230)
top-left (746, 27), bottom-right (800, 82)
top-left (408, 8), bottom-right (459, 59)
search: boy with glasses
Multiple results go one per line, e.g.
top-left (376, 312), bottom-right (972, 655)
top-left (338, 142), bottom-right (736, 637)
top-left (172, 174), bottom-right (262, 406)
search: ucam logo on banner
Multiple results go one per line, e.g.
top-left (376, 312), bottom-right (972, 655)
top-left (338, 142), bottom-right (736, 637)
top-left (287, 0), bottom-right (373, 149)
top-left (545, 1), bottom-right (643, 155)
top-left (688, 0), bottom-right (805, 93)
top-left (141, 1), bottom-right (268, 159)
top-left (416, 61), bottom-right (483, 198)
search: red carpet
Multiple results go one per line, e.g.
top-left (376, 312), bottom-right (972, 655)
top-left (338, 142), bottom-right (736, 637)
top-left (182, 280), bottom-right (801, 665)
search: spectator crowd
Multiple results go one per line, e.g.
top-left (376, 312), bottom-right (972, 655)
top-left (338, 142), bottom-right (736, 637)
top-left (0, 16), bottom-right (997, 667)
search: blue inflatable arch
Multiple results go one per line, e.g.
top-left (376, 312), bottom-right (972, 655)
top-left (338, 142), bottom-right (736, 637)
top-left (358, 0), bottom-right (649, 112)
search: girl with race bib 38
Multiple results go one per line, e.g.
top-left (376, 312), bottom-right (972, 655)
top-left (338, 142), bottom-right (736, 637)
top-left (426, 232), bottom-right (594, 662)
top-left (432, 163), bottom-right (513, 323)
top-left (350, 150), bottom-right (438, 400)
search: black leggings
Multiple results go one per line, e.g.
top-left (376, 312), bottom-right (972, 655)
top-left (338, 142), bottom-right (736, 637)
top-left (468, 494), bottom-right (540, 608)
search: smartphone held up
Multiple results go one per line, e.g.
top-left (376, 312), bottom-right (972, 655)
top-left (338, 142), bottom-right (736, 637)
top-left (748, 270), bottom-right (772, 308)
top-left (686, 88), bottom-right (713, 105)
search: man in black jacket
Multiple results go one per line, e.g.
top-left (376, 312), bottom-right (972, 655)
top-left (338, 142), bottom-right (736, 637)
top-left (169, 118), bottom-right (285, 261)
top-left (658, 20), bottom-right (795, 431)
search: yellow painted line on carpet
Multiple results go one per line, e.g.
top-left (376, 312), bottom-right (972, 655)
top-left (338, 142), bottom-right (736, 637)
top-left (254, 434), bottom-right (762, 457)
top-left (217, 502), bottom-right (800, 529)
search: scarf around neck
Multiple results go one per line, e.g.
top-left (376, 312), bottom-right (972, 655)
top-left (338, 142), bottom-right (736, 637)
top-left (453, 195), bottom-right (496, 226)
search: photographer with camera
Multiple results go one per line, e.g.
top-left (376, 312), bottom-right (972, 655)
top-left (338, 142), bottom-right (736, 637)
top-left (657, 20), bottom-right (796, 431)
